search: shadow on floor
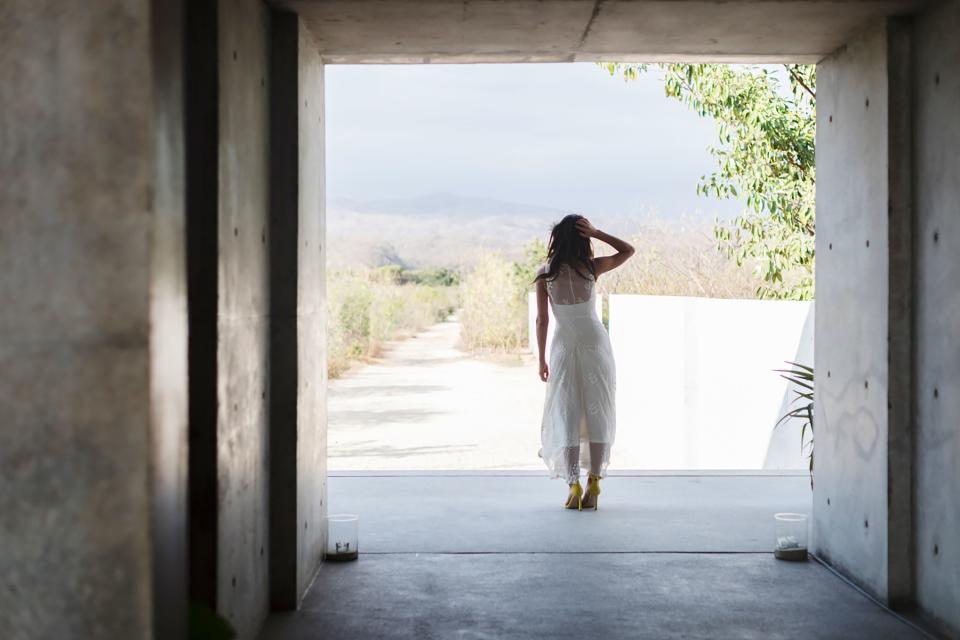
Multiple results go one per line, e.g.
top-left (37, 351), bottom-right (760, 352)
top-left (259, 475), bottom-right (924, 640)
top-left (260, 553), bottom-right (923, 640)
top-left (328, 384), bottom-right (451, 399)
top-left (329, 441), bottom-right (478, 460)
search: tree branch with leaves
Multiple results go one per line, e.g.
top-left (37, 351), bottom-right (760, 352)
top-left (602, 63), bottom-right (816, 300)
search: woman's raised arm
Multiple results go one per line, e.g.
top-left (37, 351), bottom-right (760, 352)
top-left (575, 218), bottom-right (635, 276)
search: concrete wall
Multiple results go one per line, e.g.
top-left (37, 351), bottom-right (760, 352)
top-left (912, 0), bottom-right (960, 632)
top-left (293, 20), bottom-right (328, 605)
top-left (185, 0), bottom-right (275, 635)
top-left (814, 20), bottom-right (891, 599)
top-left (0, 1), bottom-right (187, 638)
top-left (813, 18), bottom-right (913, 604)
top-left (816, 10), bottom-right (960, 630)
top-left (216, 0), bottom-right (273, 635)
top-left (269, 12), bottom-right (328, 610)
top-left (188, 4), bottom-right (326, 635)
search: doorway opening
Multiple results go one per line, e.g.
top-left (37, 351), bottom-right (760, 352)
top-left (323, 62), bottom-right (815, 476)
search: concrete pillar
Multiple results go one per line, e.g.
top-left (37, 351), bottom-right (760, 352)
top-left (268, 13), bottom-right (329, 610)
top-left (186, 0), bottom-right (273, 637)
top-left (912, 0), bottom-right (960, 634)
top-left (187, 1), bottom-right (326, 635)
top-left (0, 1), bottom-right (188, 638)
top-left (817, 13), bottom-right (960, 631)
top-left (215, 3), bottom-right (273, 631)
top-left (813, 17), bottom-right (914, 605)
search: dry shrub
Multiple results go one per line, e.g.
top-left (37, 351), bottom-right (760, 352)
top-left (459, 252), bottom-right (527, 352)
top-left (329, 219), bottom-right (759, 367)
top-left (327, 267), bottom-right (458, 377)
top-left (597, 217), bottom-right (762, 299)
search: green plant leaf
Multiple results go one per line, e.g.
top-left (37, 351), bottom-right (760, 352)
top-left (190, 603), bottom-right (236, 640)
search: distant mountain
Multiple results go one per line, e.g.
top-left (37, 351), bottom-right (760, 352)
top-left (331, 193), bottom-right (567, 220)
top-left (326, 193), bottom-right (641, 270)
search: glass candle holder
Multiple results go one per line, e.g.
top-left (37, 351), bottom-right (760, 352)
top-left (774, 512), bottom-right (808, 561)
top-left (326, 514), bottom-right (359, 561)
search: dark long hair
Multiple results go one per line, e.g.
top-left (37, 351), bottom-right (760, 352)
top-left (533, 214), bottom-right (596, 283)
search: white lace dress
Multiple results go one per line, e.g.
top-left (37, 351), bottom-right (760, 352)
top-left (538, 262), bottom-right (616, 483)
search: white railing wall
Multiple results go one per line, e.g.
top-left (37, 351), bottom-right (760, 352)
top-left (529, 292), bottom-right (814, 470)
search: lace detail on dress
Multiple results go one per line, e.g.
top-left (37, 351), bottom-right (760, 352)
top-left (540, 262), bottom-right (595, 306)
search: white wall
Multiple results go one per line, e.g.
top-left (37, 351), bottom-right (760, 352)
top-left (529, 293), bottom-right (814, 470)
top-left (609, 295), bottom-right (813, 470)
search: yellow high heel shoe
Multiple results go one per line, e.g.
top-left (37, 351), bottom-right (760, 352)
top-left (582, 475), bottom-right (601, 511)
top-left (564, 482), bottom-right (583, 510)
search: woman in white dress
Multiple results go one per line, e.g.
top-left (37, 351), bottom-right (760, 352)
top-left (535, 215), bottom-right (635, 510)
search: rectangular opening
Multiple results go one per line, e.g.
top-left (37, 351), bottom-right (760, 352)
top-left (323, 62), bottom-right (816, 476)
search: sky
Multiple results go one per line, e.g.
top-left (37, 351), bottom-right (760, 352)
top-left (325, 63), bottom-right (743, 221)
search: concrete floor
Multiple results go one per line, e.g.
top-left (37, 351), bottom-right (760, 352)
top-left (324, 474), bottom-right (813, 553)
top-left (259, 475), bottom-right (925, 639)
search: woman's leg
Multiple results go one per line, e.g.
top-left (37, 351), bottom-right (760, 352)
top-left (563, 444), bottom-right (583, 509)
top-left (588, 442), bottom-right (607, 477)
top-left (582, 442), bottom-right (607, 510)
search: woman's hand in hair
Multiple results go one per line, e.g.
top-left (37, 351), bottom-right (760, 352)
top-left (575, 218), bottom-right (597, 239)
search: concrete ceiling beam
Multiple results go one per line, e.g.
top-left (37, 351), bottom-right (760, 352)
top-left (271, 0), bottom-right (927, 63)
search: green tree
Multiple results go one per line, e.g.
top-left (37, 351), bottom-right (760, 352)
top-left (603, 63), bottom-right (816, 300)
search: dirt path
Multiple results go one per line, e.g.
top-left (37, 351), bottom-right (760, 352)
top-left (328, 318), bottom-right (546, 470)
